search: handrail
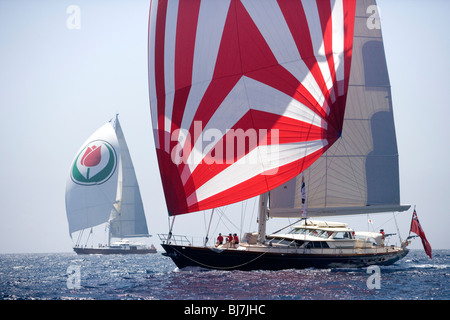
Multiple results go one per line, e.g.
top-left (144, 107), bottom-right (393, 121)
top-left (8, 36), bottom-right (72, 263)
top-left (158, 234), bottom-right (192, 246)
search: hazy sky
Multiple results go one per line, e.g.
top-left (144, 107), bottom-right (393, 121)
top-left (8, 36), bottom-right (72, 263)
top-left (1, 0), bottom-right (449, 254)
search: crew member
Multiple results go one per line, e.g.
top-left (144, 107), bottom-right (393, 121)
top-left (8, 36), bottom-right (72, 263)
top-left (216, 233), bottom-right (223, 247)
top-left (226, 233), bottom-right (233, 248)
top-left (380, 229), bottom-right (385, 246)
top-left (233, 233), bottom-right (239, 248)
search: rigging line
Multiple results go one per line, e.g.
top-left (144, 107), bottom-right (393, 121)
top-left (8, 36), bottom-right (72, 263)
top-left (168, 216), bottom-right (176, 241)
top-left (204, 208), bottom-right (215, 246)
top-left (203, 210), bottom-right (207, 234)
top-left (374, 211), bottom-right (403, 231)
top-left (209, 207), bottom-right (231, 239)
top-left (75, 229), bottom-right (84, 247)
top-left (211, 209), bottom-right (225, 238)
top-left (85, 227), bottom-right (93, 246)
top-left (393, 212), bottom-right (402, 243)
top-left (240, 200), bottom-right (247, 238)
top-left (271, 218), bottom-right (303, 235)
top-left (249, 196), bottom-right (258, 232)
top-left (219, 207), bottom-right (240, 231)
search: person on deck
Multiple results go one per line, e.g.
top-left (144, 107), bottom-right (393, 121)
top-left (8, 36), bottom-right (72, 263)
top-left (380, 229), bottom-right (385, 246)
top-left (233, 233), bottom-right (239, 248)
top-left (216, 233), bottom-right (224, 247)
top-left (226, 233), bottom-right (233, 248)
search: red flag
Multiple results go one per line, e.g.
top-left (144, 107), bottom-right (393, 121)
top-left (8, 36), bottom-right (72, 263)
top-left (410, 210), bottom-right (432, 259)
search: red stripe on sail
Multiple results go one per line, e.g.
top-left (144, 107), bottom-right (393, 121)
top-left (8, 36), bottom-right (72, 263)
top-left (154, 0), bottom-right (168, 151)
top-left (189, 146), bottom-right (326, 213)
top-left (156, 148), bottom-right (190, 215)
top-left (182, 109), bottom-right (327, 204)
top-left (170, 0), bottom-right (201, 141)
top-left (277, 0), bottom-right (331, 114)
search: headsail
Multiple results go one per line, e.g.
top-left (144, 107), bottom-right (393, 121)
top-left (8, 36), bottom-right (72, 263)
top-left (269, 0), bottom-right (410, 217)
top-left (65, 122), bottom-right (120, 235)
top-left (148, 0), bottom-right (357, 215)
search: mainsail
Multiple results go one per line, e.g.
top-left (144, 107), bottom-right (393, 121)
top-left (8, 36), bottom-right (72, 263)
top-left (148, 0), bottom-right (357, 216)
top-left (269, 0), bottom-right (410, 217)
top-left (65, 117), bottom-right (149, 238)
top-left (109, 118), bottom-right (149, 238)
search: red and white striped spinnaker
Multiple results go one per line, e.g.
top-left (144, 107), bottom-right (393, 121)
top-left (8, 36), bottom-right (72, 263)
top-left (148, 0), bottom-right (356, 215)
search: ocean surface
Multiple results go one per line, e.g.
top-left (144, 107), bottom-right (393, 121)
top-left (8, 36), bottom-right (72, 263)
top-left (0, 249), bottom-right (448, 300)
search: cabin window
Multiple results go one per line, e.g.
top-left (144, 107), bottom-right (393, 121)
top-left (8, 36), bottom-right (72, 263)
top-left (289, 228), bottom-right (307, 235)
top-left (273, 239), bottom-right (305, 247)
top-left (272, 238), bottom-right (297, 247)
top-left (319, 231), bottom-right (333, 239)
top-left (308, 229), bottom-right (324, 237)
top-left (305, 241), bottom-right (329, 249)
top-left (333, 232), bottom-right (352, 239)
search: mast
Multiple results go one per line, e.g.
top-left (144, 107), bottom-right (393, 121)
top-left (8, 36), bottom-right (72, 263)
top-left (257, 193), bottom-right (269, 244)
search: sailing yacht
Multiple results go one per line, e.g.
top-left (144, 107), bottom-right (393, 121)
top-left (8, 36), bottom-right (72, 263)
top-left (148, 0), bottom-right (413, 270)
top-left (65, 115), bottom-right (156, 254)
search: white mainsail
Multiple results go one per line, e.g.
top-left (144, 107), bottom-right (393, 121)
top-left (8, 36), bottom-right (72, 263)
top-left (109, 118), bottom-right (149, 238)
top-left (65, 116), bottom-right (149, 239)
top-left (269, 0), bottom-right (410, 218)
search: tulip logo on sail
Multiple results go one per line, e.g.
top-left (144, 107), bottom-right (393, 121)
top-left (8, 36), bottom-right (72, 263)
top-left (71, 140), bottom-right (117, 185)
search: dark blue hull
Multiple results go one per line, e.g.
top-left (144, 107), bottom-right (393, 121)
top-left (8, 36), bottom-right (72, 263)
top-left (161, 244), bottom-right (408, 271)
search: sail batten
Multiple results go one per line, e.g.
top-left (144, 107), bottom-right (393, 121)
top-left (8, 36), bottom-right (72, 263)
top-left (148, 0), bottom-right (357, 216)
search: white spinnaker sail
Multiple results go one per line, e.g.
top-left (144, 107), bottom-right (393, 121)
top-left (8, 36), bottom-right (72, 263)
top-left (109, 118), bottom-right (149, 238)
top-left (269, 0), bottom-right (410, 217)
top-left (65, 123), bottom-right (120, 235)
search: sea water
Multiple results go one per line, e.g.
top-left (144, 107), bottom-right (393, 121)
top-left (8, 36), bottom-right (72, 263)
top-left (0, 249), bottom-right (448, 300)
